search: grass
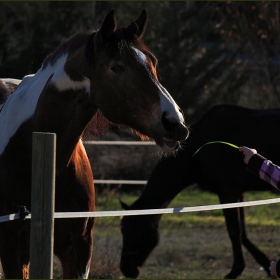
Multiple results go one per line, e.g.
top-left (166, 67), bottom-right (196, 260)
top-left (50, 187), bottom-right (280, 279)
top-left (95, 187), bottom-right (280, 228)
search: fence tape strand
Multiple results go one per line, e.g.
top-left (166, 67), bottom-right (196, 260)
top-left (0, 213), bottom-right (20, 223)
top-left (2, 197), bottom-right (280, 222)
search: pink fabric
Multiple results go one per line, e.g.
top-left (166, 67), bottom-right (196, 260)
top-left (259, 160), bottom-right (280, 190)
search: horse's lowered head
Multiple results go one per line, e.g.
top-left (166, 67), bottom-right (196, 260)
top-left (88, 9), bottom-right (189, 152)
top-left (119, 200), bottom-right (160, 278)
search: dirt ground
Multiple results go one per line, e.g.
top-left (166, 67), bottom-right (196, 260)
top-left (0, 222), bottom-right (276, 279)
top-left (76, 223), bottom-right (280, 279)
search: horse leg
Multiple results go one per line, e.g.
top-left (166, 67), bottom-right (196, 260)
top-left (54, 217), bottom-right (95, 279)
top-left (0, 224), bottom-right (30, 279)
top-left (239, 194), bottom-right (270, 276)
top-left (219, 194), bottom-right (245, 279)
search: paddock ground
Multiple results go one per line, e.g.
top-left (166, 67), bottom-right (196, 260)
top-left (0, 218), bottom-right (275, 278)
top-left (56, 223), bottom-right (279, 279)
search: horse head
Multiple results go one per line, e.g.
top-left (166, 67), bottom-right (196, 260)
top-left (120, 200), bottom-right (160, 278)
top-left (89, 10), bottom-right (189, 152)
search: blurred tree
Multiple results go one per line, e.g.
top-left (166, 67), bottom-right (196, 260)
top-left (1, 2), bottom-right (280, 123)
top-left (139, 2), bottom-right (280, 122)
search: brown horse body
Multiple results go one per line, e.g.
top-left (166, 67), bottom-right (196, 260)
top-left (120, 104), bottom-right (280, 279)
top-left (0, 10), bottom-right (188, 278)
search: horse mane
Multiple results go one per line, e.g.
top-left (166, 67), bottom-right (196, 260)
top-left (42, 31), bottom-right (94, 69)
top-left (43, 23), bottom-right (151, 69)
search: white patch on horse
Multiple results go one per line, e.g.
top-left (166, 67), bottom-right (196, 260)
top-left (0, 72), bottom-right (44, 155)
top-left (51, 54), bottom-right (90, 92)
top-left (131, 47), bottom-right (184, 124)
top-left (0, 54), bottom-right (90, 156)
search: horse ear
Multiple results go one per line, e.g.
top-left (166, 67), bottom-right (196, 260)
top-left (127, 9), bottom-right (148, 39)
top-left (119, 198), bottom-right (130, 210)
top-left (95, 9), bottom-right (117, 45)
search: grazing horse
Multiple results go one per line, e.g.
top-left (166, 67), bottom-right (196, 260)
top-left (0, 10), bottom-right (188, 279)
top-left (120, 104), bottom-right (280, 279)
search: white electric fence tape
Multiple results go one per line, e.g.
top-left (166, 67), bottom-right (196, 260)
top-left (2, 197), bottom-right (280, 222)
top-left (0, 213), bottom-right (20, 223)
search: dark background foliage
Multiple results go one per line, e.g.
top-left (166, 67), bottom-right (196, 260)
top-left (2, 2), bottom-right (280, 124)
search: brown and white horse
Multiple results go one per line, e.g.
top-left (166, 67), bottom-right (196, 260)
top-left (0, 10), bottom-right (188, 279)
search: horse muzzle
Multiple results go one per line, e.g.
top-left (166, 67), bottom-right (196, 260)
top-left (120, 261), bottom-right (140, 278)
top-left (154, 112), bottom-right (189, 152)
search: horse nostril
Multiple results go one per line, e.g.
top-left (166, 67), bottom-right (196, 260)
top-left (161, 112), bottom-right (189, 141)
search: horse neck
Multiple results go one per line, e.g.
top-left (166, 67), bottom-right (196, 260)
top-left (133, 169), bottom-right (190, 210)
top-left (43, 32), bottom-right (92, 78)
top-left (0, 33), bottom-right (98, 166)
top-left (130, 148), bottom-right (195, 226)
top-left (33, 82), bottom-right (97, 169)
top-left (31, 35), bottom-right (97, 169)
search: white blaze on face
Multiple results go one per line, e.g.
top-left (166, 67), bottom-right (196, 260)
top-left (131, 47), bottom-right (184, 124)
top-left (0, 54), bottom-right (90, 156)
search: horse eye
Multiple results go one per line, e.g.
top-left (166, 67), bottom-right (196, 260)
top-left (111, 65), bottom-right (125, 73)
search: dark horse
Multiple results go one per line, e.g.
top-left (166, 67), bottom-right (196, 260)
top-left (120, 104), bottom-right (280, 279)
top-left (0, 10), bottom-right (188, 279)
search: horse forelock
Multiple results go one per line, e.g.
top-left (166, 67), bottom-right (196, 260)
top-left (97, 26), bottom-right (150, 60)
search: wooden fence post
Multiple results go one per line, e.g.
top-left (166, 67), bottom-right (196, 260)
top-left (29, 132), bottom-right (56, 279)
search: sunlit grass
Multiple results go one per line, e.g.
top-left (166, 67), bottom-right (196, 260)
top-left (95, 187), bottom-right (280, 228)
top-left (163, 189), bottom-right (280, 227)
